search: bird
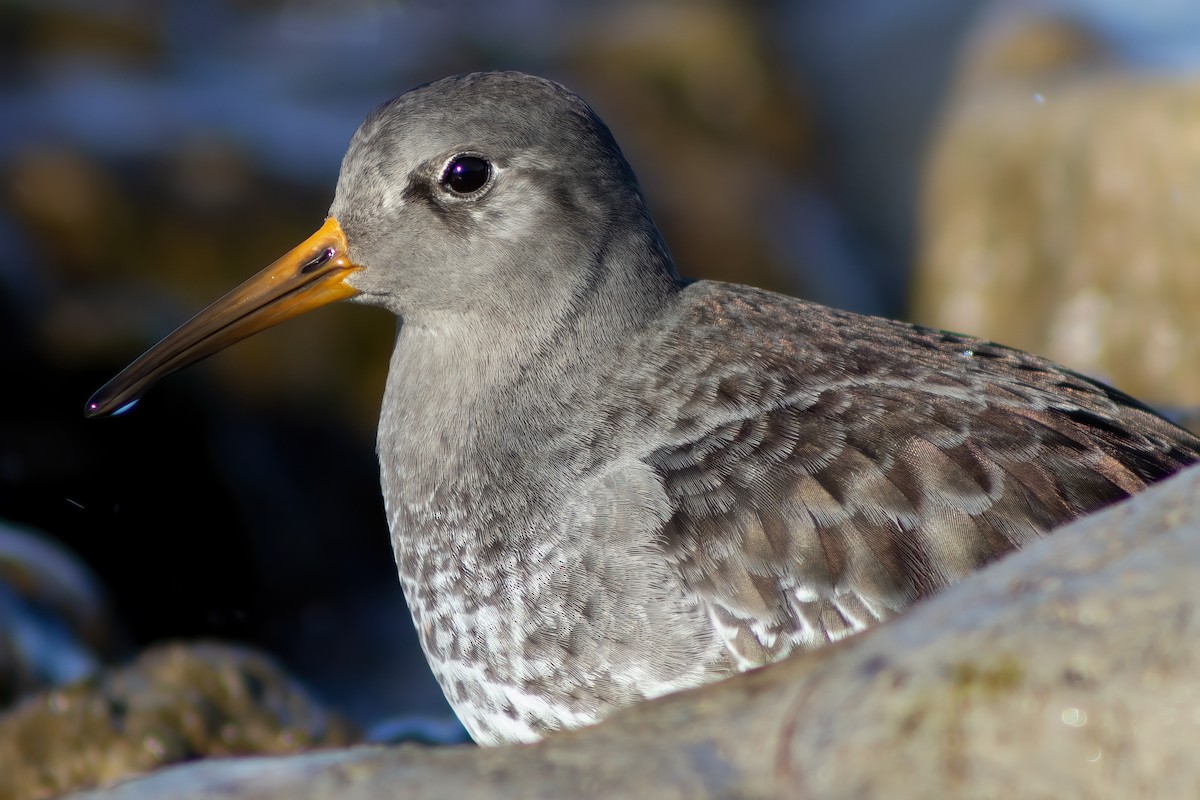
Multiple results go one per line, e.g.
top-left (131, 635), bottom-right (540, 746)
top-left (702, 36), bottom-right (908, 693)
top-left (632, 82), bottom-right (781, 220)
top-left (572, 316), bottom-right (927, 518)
top-left (86, 71), bottom-right (1200, 746)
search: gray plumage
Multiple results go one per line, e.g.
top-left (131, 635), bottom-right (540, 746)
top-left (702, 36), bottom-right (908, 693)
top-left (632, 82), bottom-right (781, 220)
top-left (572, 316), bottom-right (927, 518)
top-left (91, 71), bottom-right (1200, 745)
top-left (329, 72), bottom-right (1200, 743)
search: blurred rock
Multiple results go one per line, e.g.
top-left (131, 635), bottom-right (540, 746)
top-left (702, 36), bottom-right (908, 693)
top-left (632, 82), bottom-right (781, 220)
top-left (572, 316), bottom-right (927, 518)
top-left (6, 3), bottom-right (161, 67)
top-left (779, 0), bottom-right (994, 315)
top-left (5, 147), bottom-right (133, 283)
top-left (915, 4), bottom-right (1200, 406)
top-left (0, 520), bottom-right (118, 709)
top-left (0, 641), bottom-right (357, 800)
top-left (566, 2), bottom-right (816, 294)
top-left (61, 462), bottom-right (1200, 798)
top-left (1163, 405), bottom-right (1200, 436)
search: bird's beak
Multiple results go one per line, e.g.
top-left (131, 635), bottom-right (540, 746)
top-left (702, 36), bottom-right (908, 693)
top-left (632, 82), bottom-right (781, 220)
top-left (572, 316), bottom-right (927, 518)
top-left (85, 216), bottom-right (362, 418)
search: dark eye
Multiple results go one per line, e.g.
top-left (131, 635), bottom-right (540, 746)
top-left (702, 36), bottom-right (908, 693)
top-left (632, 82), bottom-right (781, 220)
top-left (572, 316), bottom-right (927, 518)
top-left (441, 155), bottom-right (491, 195)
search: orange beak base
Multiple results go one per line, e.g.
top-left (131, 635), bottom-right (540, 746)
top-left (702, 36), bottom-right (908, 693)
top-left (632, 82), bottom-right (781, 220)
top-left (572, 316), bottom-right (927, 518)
top-left (85, 217), bottom-right (362, 418)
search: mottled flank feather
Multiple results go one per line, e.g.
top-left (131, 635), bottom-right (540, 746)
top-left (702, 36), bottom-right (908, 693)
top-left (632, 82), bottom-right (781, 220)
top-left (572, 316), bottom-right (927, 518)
top-left (636, 283), bottom-right (1198, 667)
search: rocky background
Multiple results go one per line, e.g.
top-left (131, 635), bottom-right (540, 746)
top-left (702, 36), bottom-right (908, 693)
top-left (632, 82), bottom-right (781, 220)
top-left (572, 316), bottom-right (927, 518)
top-left (1, 0), bottom-right (1199, 797)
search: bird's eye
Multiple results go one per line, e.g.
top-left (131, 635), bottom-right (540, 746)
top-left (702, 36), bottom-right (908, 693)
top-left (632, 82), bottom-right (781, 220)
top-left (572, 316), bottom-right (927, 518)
top-left (440, 155), bottom-right (491, 195)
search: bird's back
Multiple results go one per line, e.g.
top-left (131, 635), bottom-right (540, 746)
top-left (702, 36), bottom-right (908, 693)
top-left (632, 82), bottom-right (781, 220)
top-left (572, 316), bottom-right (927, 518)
top-left (624, 280), bottom-right (1200, 667)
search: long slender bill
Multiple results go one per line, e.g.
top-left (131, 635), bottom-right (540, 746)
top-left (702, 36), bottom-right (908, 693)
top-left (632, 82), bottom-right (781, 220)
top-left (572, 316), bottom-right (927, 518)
top-left (85, 217), bottom-right (362, 418)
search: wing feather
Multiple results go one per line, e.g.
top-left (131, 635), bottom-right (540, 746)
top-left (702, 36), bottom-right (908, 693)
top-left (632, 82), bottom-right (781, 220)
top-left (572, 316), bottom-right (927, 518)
top-left (638, 283), bottom-right (1200, 668)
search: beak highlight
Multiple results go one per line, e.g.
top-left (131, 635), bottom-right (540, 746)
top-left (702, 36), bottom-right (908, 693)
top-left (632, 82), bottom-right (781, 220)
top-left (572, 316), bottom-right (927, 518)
top-left (85, 217), bottom-right (362, 418)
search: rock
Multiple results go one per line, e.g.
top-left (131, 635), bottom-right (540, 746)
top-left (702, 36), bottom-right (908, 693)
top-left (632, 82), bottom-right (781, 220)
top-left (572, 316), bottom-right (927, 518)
top-left (914, 3), bottom-right (1200, 406)
top-left (61, 463), bottom-right (1200, 798)
top-left (0, 520), bottom-right (119, 708)
top-left (0, 641), bottom-right (356, 800)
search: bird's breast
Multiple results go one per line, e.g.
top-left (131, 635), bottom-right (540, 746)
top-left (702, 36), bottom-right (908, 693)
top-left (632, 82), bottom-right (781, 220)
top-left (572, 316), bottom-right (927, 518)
top-left (378, 451), bottom-right (730, 744)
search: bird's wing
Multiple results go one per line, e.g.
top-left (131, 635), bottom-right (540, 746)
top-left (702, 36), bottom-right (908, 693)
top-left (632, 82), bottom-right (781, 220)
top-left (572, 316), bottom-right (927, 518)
top-left (639, 284), bottom-right (1200, 668)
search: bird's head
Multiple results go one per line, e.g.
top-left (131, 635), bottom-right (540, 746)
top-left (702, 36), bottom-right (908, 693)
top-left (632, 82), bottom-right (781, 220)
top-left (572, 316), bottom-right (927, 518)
top-left (85, 71), bottom-right (671, 418)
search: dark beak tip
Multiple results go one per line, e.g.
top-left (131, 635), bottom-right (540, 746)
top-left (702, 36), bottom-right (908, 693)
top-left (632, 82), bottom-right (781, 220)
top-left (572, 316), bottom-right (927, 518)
top-left (83, 396), bottom-right (107, 419)
top-left (83, 392), bottom-right (141, 419)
